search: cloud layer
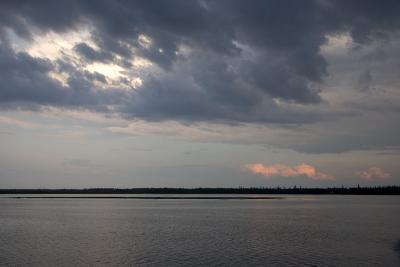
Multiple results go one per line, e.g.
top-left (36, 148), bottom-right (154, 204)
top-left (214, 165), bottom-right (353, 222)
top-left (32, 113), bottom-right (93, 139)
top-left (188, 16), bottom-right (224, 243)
top-left (244, 163), bottom-right (335, 180)
top-left (1, 0), bottom-right (400, 124)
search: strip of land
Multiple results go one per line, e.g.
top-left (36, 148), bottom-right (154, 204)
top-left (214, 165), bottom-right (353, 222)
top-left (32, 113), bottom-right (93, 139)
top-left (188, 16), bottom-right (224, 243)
top-left (9, 196), bottom-right (283, 200)
top-left (1, 186), bottom-right (399, 195)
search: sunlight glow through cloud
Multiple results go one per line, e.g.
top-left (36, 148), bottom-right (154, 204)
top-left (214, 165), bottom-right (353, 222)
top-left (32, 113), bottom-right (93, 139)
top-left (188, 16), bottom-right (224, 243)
top-left (26, 28), bottom-right (94, 60)
top-left (86, 63), bottom-right (124, 79)
top-left (138, 34), bottom-right (152, 49)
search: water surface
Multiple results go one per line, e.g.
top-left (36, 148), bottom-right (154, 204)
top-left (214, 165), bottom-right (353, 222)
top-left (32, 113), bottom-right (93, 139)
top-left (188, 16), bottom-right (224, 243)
top-left (0, 195), bottom-right (399, 266)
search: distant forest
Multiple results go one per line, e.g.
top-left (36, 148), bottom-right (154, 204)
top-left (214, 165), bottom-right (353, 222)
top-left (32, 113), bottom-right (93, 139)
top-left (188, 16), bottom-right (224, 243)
top-left (1, 186), bottom-right (400, 195)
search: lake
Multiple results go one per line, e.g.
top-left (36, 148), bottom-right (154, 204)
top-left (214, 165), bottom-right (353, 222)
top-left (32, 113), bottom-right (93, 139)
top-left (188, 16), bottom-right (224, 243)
top-left (0, 195), bottom-right (399, 266)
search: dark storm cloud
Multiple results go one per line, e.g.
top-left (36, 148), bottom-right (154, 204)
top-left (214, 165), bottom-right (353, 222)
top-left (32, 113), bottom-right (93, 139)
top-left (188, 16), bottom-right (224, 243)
top-left (120, 52), bottom-right (329, 124)
top-left (0, 36), bottom-right (65, 105)
top-left (1, 0), bottom-right (400, 123)
top-left (73, 42), bottom-right (113, 63)
top-left (0, 35), bottom-right (127, 111)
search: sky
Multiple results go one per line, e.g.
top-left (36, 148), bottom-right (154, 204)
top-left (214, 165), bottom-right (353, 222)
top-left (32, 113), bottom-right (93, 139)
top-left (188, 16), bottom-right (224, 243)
top-left (0, 0), bottom-right (399, 188)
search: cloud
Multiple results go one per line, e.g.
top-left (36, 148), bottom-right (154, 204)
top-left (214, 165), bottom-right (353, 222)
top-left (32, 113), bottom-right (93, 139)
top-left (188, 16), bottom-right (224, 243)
top-left (0, 35), bottom-right (130, 112)
top-left (356, 69), bottom-right (373, 92)
top-left (0, 0), bottom-right (400, 125)
top-left (356, 167), bottom-right (391, 181)
top-left (0, 115), bottom-right (37, 128)
top-left (243, 163), bottom-right (334, 180)
top-left (73, 42), bottom-right (113, 63)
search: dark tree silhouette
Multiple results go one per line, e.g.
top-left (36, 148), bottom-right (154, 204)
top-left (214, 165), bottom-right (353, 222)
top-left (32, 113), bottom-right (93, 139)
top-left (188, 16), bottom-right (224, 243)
top-left (1, 186), bottom-right (399, 195)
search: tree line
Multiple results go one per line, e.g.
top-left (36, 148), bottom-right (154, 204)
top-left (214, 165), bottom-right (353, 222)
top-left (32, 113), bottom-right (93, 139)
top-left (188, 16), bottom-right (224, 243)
top-left (1, 186), bottom-right (399, 195)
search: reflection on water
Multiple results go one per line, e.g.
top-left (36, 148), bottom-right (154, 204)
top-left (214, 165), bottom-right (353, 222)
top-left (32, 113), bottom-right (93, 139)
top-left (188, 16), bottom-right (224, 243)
top-left (0, 195), bottom-right (399, 266)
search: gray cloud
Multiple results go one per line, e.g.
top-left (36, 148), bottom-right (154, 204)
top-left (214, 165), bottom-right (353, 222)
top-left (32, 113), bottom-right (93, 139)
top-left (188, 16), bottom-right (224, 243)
top-left (0, 37), bottom-right (65, 105)
top-left (73, 42), bottom-right (113, 63)
top-left (1, 0), bottom-right (400, 124)
top-left (0, 35), bottom-right (128, 112)
top-left (356, 69), bottom-right (373, 92)
top-left (121, 51), bottom-right (331, 124)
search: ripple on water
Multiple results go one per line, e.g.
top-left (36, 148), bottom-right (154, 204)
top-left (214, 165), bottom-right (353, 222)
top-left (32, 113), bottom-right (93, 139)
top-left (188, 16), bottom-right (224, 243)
top-left (0, 196), bottom-right (399, 266)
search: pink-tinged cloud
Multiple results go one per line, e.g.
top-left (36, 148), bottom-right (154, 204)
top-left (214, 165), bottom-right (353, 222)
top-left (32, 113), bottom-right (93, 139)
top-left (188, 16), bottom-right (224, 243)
top-left (243, 163), bottom-right (335, 181)
top-left (356, 167), bottom-right (391, 181)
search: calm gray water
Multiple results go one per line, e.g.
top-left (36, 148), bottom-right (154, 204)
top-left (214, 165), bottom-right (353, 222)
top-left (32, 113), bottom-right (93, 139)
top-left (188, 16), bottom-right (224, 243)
top-left (0, 195), bottom-right (399, 266)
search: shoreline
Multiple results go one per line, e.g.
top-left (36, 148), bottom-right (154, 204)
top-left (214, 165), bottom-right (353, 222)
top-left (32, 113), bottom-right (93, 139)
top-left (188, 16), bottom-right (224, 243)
top-left (8, 196), bottom-right (284, 200)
